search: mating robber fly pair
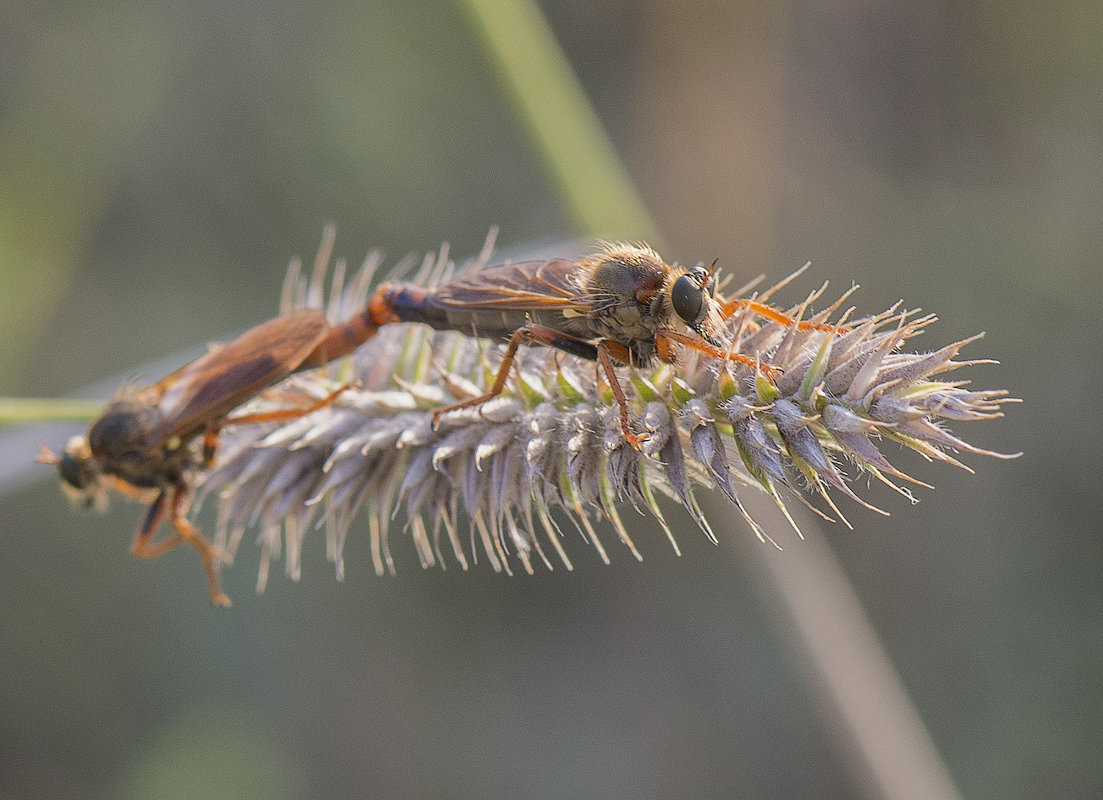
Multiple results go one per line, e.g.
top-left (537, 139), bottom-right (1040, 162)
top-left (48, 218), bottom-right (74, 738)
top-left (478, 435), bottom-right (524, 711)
top-left (41, 243), bottom-right (842, 605)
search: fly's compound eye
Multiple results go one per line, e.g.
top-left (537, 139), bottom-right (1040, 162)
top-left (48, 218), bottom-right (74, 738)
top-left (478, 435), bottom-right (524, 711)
top-left (671, 265), bottom-right (711, 324)
top-left (58, 451), bottom-right (90, 490)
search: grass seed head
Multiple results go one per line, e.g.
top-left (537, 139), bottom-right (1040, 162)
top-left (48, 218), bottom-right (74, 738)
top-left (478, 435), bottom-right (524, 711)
top-left (196, 235), bottom-right (1019, 589)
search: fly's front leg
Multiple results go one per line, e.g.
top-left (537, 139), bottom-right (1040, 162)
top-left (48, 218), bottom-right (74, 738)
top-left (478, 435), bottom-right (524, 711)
top-left (130, 488), bottom-right (230, 606)
top-left (721, 297), bottom-right (848, 334)
top-left (655, 328), bottom-right (782, 376)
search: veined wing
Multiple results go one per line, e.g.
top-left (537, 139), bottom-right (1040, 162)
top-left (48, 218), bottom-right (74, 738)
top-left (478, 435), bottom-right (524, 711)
top-left (434, 259), bottom-right (590, 311)
top-left (142, 308), bottom-right (330, 450)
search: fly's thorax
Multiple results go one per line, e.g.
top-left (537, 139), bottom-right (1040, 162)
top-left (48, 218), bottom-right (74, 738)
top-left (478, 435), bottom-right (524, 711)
top-left (87, 399), bottom-right (158, 460)
top-left (86, 398), bottom-right (190, 489)
top-left (582, 244), bottom-right (678, 360)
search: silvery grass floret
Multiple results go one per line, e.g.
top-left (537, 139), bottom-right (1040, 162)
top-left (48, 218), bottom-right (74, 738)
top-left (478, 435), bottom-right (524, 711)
top-left (195, 230), bottom-right (1019, 592)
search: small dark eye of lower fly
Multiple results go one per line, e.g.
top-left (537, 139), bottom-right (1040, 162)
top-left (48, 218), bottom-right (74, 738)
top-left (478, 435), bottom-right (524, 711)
top-left (671, 273), bottom-right (704, 323)
top-left (58, 452), bottom-right (87, 490)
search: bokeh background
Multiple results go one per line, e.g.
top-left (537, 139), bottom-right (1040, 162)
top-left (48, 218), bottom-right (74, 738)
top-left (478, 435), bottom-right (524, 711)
top-left (1, 1), bottom-right (1097, 798)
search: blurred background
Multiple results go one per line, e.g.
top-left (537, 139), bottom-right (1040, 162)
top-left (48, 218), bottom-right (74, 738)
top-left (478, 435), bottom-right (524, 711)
top-left (0, 1), bottom-right (1098, 798)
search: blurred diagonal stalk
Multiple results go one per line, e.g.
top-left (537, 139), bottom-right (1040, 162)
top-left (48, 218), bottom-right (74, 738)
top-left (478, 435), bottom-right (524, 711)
top-left (460, 0), bottom-right (964, 797)
top-left (726, 493), bottom-right (965, 800)
top-left (456, 0), bottom-right (659, 241)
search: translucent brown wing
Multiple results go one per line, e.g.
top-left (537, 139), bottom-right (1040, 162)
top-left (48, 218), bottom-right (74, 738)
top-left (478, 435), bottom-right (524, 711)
top-left (434, 258), bottom-right (590, 310)
top-left (142, 308), bottom-right (330, 450)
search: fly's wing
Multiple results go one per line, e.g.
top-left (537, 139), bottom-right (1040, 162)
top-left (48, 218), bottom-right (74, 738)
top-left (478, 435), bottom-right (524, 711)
top-left (434, 259), bottom-right (590, 311)
top-left (142, 308), bottom-right (330, 450)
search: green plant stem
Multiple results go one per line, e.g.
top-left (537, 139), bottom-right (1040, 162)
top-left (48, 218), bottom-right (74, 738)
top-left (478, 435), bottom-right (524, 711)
top-left (0, 397), bottom-right (102, 425)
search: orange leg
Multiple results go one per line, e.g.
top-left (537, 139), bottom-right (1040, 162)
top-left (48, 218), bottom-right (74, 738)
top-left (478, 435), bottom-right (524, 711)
top-left (596, 340), bottom-right (644, 450)
top-left (170, 492), bottom-right (231, 608)
top-left (131, 490), bottom-right (183, 558)
top-left (430, 324), bottom-right (646, 450)
top-left (721, 297), bottom-right (848, 334)
top-left (655, 328), bottom-right (781, 376)
top-left (430, 323), bottom-right (594, 423)
top-left (430, 326), bottom-right (532, 424)
top-left (131, 488), bottom-right (230, 607)
top-left (201, 383), bottom-right (352, 466)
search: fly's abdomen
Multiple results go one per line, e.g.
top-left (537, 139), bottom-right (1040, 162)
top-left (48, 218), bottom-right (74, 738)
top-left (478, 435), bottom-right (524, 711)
top-left (382, 285), bottom-right (449, 328)
top-left (382, 284), bottom-right (547, 341)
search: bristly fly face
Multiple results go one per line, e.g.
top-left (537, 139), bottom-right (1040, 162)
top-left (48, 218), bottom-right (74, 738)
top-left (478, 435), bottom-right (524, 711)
top-left (52, 435), bottom-right (110, 510)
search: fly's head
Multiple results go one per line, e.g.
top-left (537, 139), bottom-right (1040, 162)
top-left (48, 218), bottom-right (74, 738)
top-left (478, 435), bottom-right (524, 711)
top-left (668, 260), bottom-right (727, 348)
top-left (38, 435), bottom-right (108, 511)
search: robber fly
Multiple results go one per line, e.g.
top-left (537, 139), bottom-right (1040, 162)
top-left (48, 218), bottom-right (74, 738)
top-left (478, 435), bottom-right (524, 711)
top-left (40, 307), bottom-right (375, 606)
top-left (363, 242), bottom-right (843, 447)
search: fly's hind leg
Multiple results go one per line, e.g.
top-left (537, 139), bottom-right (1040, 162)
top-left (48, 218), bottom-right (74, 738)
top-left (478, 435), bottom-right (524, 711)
top-left (430, 325), bottom-right (648, 451)
top-left (130, 489), bottom-right (184, 559)
top-left (169, 488), bottom-right (231, 607)
top-left (430, 324), bottom-right (584, 425)
top-left (130, 488), bottom-right (230, 607)
top-left (200, 383), bottom-right (353, 467)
